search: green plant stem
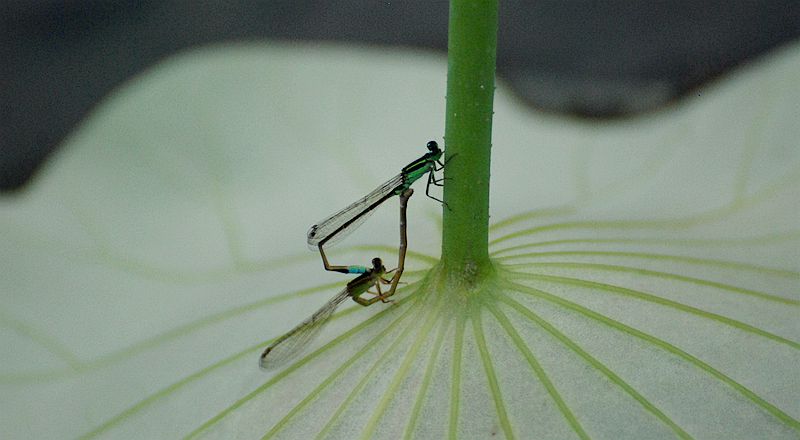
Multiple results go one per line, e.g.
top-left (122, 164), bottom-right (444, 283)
top-left (442, 0), bottom-right (498, 282)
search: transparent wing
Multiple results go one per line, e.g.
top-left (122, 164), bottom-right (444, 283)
top-left (307, 173), bottom-right (404, 249)
top-left (259, 287), bottom-right (352, 369)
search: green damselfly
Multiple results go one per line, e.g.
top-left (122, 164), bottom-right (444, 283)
top-left (260, 189), bottom-right (414, 368)
top-left (308, 140), bottom-right (446, 274)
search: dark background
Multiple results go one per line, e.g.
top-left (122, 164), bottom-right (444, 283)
top-left (2, 1), bottom-right (799, 191)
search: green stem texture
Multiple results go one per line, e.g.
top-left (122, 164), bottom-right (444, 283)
top-left (442, 0), bottom-right (498, 282)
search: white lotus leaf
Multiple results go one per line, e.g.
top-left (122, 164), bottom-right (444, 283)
top-left (1, 42), bottom-right (798, 439)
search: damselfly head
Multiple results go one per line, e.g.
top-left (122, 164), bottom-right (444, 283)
top-left (426, 140), bottom-right (439, 153)
top-left (371, 257), bottom-right (383, 272)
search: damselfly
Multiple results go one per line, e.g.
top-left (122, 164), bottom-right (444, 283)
top-left (308, 141), bottom-right (446, 274)
top-left (260, 189), bottom-right (414, 368)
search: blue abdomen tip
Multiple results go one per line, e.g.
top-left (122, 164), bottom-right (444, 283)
top-left (348, 266), bottom-right (368, 274)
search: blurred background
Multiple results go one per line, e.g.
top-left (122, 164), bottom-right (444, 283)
top-left (2, 0), bottom-right (799, 191)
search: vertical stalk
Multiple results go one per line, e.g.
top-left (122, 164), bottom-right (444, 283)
top-left (441, 0), bottom-right (498, 282)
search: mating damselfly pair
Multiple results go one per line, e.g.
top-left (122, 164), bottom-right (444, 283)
top-left (260, 141), bottom-right (448, 368)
